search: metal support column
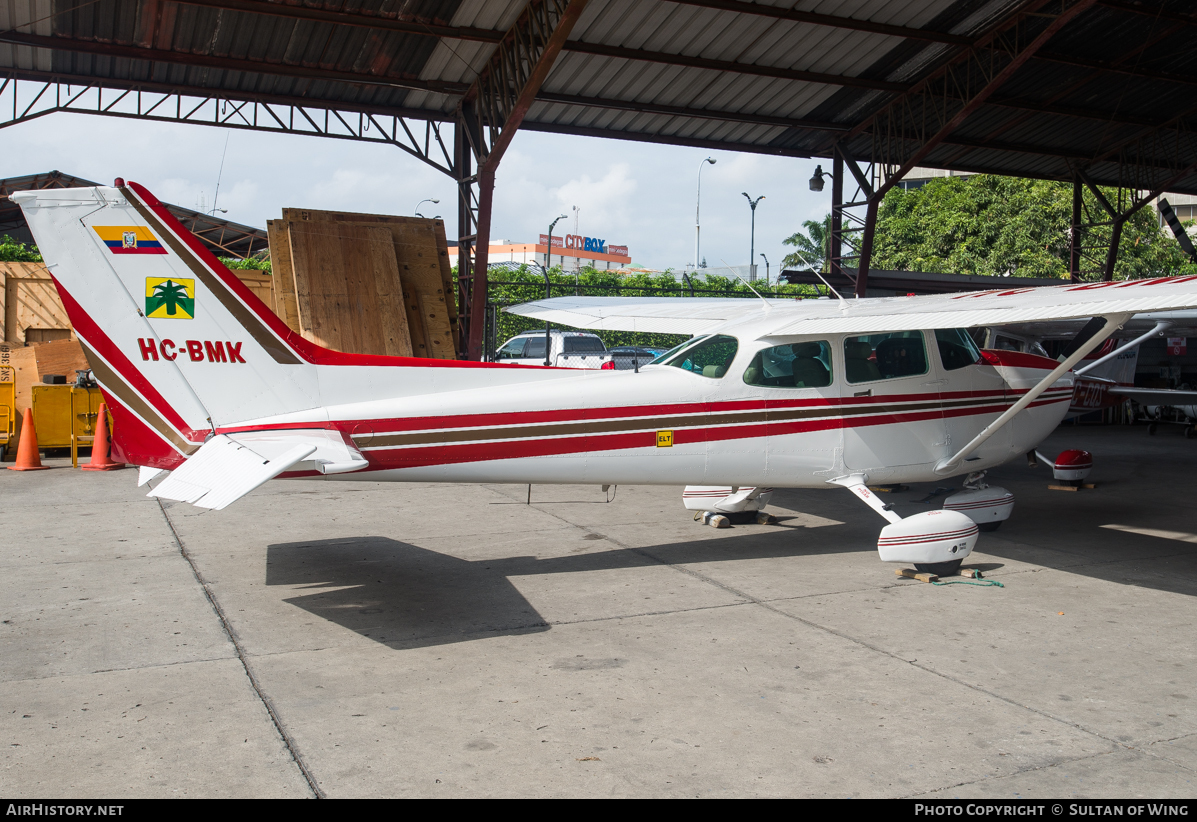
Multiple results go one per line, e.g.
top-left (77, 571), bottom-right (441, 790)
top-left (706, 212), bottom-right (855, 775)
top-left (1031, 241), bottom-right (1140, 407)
top-left (856, 198), bottom-right (879, 298)
top-left (452, 0), bottom-right (589, 359)
top-left (1070, 175), bottom-right (1083, 283)
top-left (830, 152), bottom-right (844, 281)
top-left (1102, 216), bottom-right (1126, 282)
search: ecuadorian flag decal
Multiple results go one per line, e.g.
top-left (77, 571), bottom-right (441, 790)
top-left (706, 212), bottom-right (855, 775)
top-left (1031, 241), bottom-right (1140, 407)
top-left (94, 225), bottom-right (167, 254)
top-left (145, 278), bottom-right (195, 319)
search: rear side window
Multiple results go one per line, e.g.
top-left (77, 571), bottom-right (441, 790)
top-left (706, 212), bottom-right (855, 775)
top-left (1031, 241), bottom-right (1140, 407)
top-left (665, 334), bottom-right (738, 379)
top-left (523, 336), bottom-right (547, 359)
top-left (563, 336), bottom-right (605, 353)
top-left (935, 328), bottom-right (982, 371)
top-left (844, 332), bottom-right (927, 383)
top-left (744, 341), bottom-right (832, 388)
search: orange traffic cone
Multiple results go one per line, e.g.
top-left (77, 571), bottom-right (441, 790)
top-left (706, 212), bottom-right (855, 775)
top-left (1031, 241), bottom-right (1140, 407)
top-left (7, 408), bottom-right (50, 471)
top-left (81, 403), bottom-right (126, 471)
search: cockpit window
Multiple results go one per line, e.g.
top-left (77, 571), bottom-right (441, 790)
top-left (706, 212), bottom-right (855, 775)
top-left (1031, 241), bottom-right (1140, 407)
top-left (744, 341), bottom-right (832, 388)
top-left (934, 328), bottom-right (982, 371)
top-left (664, 334), bottom-right (739, 378)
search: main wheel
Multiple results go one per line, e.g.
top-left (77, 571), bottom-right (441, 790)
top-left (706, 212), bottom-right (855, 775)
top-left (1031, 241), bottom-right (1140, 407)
top-left (1186, 426), bottom-right (1196, 440)
top-left (1149, 422), bottom-right (1158, 435)
top-left (914, 559), bottom-right (963, 576)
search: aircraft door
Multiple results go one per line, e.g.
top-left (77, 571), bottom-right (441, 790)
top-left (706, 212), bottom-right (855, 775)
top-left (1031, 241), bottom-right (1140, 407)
top-left (936, 328), bottom-right (1012, 464)
top-left (840, 331), bottom-right (948, 471)
top-left (741, 340), bottom-right (841, 480)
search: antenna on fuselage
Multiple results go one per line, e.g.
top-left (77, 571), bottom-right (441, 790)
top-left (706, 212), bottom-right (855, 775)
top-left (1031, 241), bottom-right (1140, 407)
top-left (788, 250), bottom-right (847, 310)
top-left (719, 258), bottom-right (770, 310)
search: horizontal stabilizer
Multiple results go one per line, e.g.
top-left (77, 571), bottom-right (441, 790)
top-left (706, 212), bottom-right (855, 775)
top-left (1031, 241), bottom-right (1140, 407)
top-left (137, 466), bottom-right (165, 487)
top-left (1110, 387), bottom-right (1197, 405)
top-left (148, 435), bottom-right (315, 510)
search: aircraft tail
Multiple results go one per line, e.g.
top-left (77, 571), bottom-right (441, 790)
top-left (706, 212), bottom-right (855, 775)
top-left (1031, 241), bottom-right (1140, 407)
top-left (12, 181), bottom-right (332, 469)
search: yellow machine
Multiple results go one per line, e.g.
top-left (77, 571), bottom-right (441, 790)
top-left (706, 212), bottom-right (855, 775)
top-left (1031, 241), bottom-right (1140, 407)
top-left (30, 383), bottom-right (109, 466)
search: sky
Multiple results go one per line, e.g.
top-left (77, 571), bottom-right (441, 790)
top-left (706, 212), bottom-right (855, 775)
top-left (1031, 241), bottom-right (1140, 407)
top-left (5, 109), bottom-right (834, 274)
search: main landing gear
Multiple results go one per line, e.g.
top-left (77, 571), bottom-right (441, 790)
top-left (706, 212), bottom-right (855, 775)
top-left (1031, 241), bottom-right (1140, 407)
top-left (683, 486), bottom-right (775, 528)
top-left (834, 471), bottom-right (1015, 575)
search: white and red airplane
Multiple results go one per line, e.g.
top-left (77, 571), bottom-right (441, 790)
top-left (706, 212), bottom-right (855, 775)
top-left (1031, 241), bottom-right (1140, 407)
top-left (16, 181), bottom-right (1197, 575)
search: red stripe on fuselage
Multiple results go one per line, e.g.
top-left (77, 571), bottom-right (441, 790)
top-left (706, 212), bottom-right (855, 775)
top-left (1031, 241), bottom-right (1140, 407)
top-left (218, 387), bottom-right (1024, 437)
top-left (347, 398), bottom-right (1068, 472)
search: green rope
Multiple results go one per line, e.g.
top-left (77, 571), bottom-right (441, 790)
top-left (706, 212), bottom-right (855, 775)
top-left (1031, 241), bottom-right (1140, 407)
top-left (932, 577), bottom-right (1004, 588)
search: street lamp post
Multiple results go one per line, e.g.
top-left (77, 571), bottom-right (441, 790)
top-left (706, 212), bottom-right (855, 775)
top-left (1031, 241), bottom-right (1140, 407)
top-left (543, 214), bottom-right (567, 366)
top-left (760, 253), bottom-right (769, 286)
top-left (415, 197), bottom-right (440, 217)
top-left (742, 192), bottom-right (765, 281)
top-left (695, 157), bottom-right (716, 271)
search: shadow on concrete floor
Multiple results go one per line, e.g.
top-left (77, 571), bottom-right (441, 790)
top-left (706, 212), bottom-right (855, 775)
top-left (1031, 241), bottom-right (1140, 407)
top-left (264, 523), bottom-right (865, 650)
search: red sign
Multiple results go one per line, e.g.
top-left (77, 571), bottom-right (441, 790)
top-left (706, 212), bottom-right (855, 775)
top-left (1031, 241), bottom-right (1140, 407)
top-left (1167, 337), bottom-right (1187, 356)
top-left (538, 234), bottom-right (564, 248)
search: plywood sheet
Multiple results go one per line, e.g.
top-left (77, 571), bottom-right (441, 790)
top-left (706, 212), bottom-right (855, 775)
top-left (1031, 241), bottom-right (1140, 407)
top-left (286, 222), bottom-right (412, 357)
top-left (266, 219), bottom-right (301, 332)
top-left (282, 209), bottom-right (457, 357)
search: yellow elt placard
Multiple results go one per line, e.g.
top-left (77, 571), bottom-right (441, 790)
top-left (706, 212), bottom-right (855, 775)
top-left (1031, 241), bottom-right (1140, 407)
top-left (656, 430), bottom-right (673, 447)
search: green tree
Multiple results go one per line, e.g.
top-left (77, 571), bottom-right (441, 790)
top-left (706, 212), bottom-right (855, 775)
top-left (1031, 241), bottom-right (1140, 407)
top-left (782, 215), bottom-right (831, 271)
top-left (0, 235), bottom-right (42, 262)
top-left (219, 255), bottom-right (272, 274)
top-left (870, 175), bottom-right (1196, 280)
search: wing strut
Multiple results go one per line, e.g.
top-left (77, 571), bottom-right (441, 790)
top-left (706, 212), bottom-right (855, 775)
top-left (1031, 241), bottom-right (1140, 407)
top-left (1074, 320), bottom-right (1171, 376)
top-left (934, 313), bottom-right (1132, 476)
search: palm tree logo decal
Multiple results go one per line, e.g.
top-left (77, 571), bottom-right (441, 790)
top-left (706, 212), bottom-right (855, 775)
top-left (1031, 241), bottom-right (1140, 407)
top-left (145, 277), bottom-right (195, 319)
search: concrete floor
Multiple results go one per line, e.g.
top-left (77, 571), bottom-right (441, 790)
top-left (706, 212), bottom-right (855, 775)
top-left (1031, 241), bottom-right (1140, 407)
top-left (2, 425), bottom-right (1196, 798)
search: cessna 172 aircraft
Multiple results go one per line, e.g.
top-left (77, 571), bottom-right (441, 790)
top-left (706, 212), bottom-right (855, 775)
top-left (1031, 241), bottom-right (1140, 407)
top-left (15, 181), bottom-right (1197, 575)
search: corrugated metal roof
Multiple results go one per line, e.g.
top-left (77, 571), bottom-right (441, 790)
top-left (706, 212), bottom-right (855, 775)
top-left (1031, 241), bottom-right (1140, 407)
top-left (1, 0), bottom-right (1194, 192)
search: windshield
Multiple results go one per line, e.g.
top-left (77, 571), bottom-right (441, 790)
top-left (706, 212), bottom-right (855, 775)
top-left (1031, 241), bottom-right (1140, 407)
top-left (650, 336), bottom-right (707, 365)
top-left (664, 334), bottom-right (739, 379)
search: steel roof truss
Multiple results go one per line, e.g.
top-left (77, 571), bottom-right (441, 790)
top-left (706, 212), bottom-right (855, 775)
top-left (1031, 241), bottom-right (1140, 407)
top-left (0, 73), bottom-right (455, 176)
top-left (852, 0), bottom-right (1100, 199)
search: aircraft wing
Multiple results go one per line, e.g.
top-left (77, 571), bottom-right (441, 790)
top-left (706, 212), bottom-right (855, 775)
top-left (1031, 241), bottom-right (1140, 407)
top-left (509, 277), bottom-right (1197, 337)
top-left (1109, 387), bottom-right (1197, 406)
top-left (761, 277), bottom-right (1197, 336)
top-left (505, 297), bottom-right (779, 334)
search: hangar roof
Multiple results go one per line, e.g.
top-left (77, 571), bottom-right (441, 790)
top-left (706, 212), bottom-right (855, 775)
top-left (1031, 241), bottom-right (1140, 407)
top-left (0, 170), bottom-right (269, 258)
top-left (1, 1), bottom-right (1195, 192)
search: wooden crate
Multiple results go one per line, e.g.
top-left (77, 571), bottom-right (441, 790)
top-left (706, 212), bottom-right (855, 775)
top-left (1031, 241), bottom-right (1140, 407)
top-left (280, 208), bottom-right (458, 358)
top-left (1, 261), bottom-right (72, 345)
top-left (285, 221), bottom-right (414, 357)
